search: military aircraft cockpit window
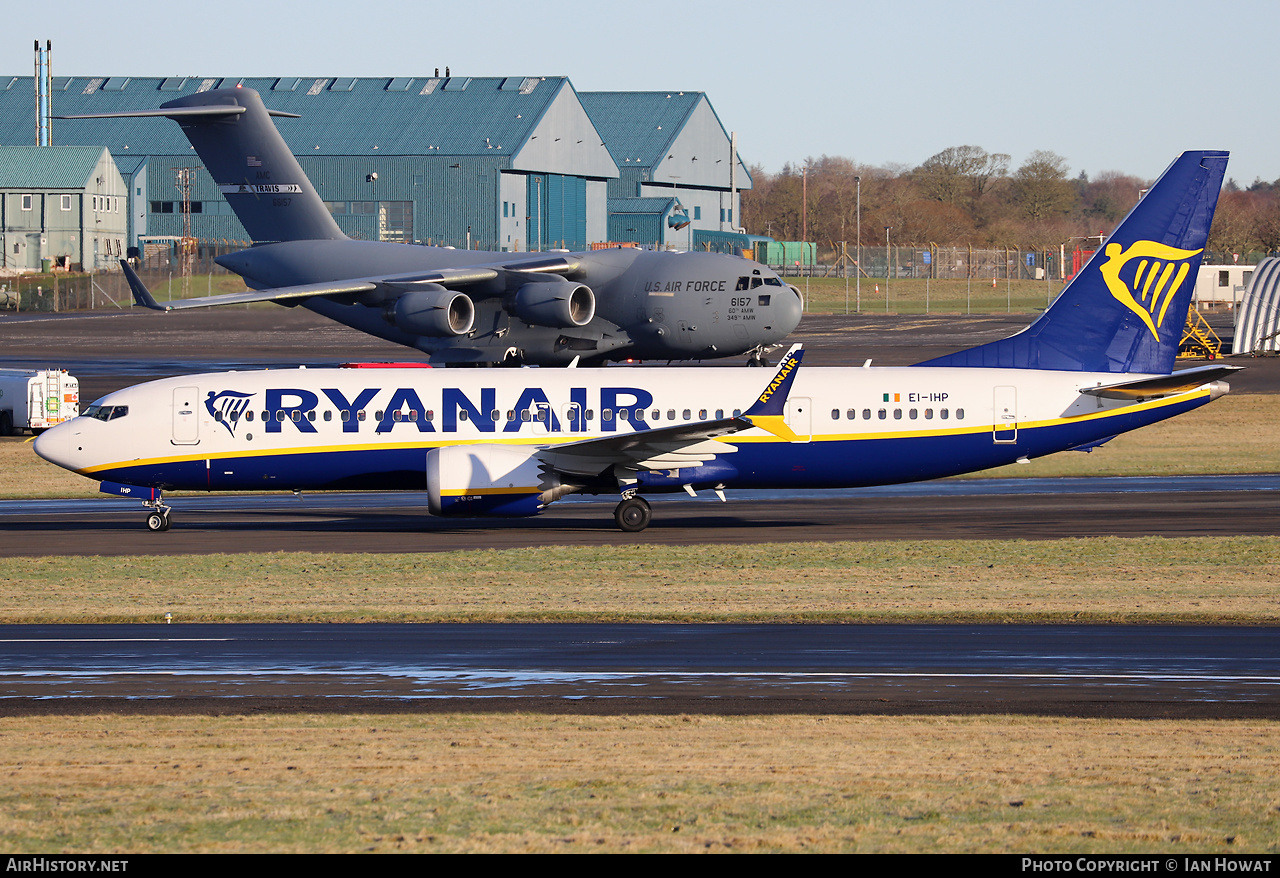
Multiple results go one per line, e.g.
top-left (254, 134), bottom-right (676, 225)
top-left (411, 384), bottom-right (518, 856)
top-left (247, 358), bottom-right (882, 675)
top-left (750, 277), bottom-right (763, 289)
top-left (735, 277), bottom-right (750, 291)
top-left (764, 277), bottom-right (783, 286)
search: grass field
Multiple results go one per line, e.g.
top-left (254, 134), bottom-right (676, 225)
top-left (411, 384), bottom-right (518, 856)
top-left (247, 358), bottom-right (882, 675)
top-left (1, 713), bottom-right (1276, 853)
top-left (0, 536), bottom-right (1275, 625)
top-left (792, 276), bottom-right (1065, 315)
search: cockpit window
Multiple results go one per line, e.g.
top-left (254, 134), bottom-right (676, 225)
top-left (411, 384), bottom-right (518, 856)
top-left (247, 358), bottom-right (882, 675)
top-left (764, 277), bottom-right (783, 286)
top-left (735, 277), bottom-right (750, 291)
top-left (750, 277), bottom-right (763, 289)
top-left (82, 405), bottom-right (128, 422)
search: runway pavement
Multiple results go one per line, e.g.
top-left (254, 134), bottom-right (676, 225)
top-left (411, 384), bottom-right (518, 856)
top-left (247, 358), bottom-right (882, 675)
top-left (4, 622), bottom-right (1278, 718)
top-left (1, 479), bottom-right (1278, 556)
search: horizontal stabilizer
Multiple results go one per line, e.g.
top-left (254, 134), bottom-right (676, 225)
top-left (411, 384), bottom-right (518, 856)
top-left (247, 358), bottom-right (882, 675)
top-left (1080, 364), bottom-right (1242, 399)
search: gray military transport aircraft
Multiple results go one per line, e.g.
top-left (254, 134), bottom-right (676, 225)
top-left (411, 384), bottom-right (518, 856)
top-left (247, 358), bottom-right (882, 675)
top-left (65, 86), bottom-right (802, 366)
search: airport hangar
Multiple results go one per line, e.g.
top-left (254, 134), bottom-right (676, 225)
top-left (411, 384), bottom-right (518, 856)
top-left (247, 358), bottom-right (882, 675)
top-left (0, 74), bottom-right (753, 267)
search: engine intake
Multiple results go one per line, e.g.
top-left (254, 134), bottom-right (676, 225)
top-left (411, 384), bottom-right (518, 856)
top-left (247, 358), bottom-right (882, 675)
top-left (512, 280), bottom-right (595, 328)
top-left (391, 284), bottom-right (474, 337)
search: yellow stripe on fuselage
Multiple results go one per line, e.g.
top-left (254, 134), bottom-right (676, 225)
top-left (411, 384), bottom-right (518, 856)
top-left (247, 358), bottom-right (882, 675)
top-left (78, 388), bottom-right (1210, 475)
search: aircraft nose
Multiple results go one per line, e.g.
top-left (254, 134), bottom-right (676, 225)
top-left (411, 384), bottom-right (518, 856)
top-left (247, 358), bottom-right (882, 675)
top-left (32, 421), bottom-right (75, 471)
top-left (776, 285), bottom-right (803, 333)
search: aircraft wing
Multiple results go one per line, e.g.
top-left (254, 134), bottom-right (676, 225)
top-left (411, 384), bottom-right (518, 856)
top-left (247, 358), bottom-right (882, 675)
top-left (121, 260), bottom-right (375, 311)
top-left (121, 252), bottom-right (583, 312)
top-left (120, 250), bottom-right (586, 313)
top-left (541, 346), bottom-right (804, 477)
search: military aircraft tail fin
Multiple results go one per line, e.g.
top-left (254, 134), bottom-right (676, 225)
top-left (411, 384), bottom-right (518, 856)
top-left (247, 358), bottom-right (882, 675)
top-left (915, 150), bottom-right (1228, 375)
top-left (61, 87), bottom-right (345, 244)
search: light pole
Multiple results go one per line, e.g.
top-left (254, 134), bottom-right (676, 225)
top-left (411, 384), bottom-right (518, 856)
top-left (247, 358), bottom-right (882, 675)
top-left (884, 226), bottom-right (891, 313)
top-left (855, 175), bottom-right (861, 313)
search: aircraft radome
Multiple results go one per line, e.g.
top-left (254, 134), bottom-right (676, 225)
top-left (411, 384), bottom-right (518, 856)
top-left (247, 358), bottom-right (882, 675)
top-left (62, 87), bottom-right (801, 367)
top-left (35, 151), bottom-right (1238, 533)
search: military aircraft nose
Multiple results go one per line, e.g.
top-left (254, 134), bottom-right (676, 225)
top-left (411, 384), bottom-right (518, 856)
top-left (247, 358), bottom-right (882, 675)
top-left (776, 285), bottom-right (803, 334)
top-left (32, 421), bottom-right (74, 471)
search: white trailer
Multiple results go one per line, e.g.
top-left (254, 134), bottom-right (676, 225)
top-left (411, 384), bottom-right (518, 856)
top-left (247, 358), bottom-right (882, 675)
top-left (0, 370), bottom-right (79, 435)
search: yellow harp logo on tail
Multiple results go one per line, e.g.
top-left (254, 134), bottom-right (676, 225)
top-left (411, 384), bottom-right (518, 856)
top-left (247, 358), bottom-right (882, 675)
top-left (1099, 240), bottom-right (1202, 342)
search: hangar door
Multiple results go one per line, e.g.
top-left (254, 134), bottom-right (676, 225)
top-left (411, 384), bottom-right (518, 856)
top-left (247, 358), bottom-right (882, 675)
top-left (527, 174), bottom-right (587, 251)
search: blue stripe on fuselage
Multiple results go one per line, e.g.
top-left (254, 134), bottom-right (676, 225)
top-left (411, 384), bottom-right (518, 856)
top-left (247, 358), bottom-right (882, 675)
top-left (89, 394), bottom-right (1208, 494)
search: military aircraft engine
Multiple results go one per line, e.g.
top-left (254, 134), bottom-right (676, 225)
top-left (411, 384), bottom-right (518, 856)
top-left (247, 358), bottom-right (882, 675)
top-left (426, 444), bottom-right (551, 518)
top-left (390, 285), bottom-right (475, 337)
top-left (511, 280), bottom-right (596, 328)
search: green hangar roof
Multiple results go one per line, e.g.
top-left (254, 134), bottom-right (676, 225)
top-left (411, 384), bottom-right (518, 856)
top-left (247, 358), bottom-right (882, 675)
top-left (0, 75), bottom-right (618, 178)
top-left (0, 145), bottom-right (111, 188)
top-left (580, 91), bottom-right (751, 191)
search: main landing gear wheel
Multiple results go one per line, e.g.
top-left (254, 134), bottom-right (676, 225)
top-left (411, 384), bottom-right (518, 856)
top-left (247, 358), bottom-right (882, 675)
top-left (614, 496), bottom-right (652, 533)
top-left (145, 508), bottom-right (172, 532)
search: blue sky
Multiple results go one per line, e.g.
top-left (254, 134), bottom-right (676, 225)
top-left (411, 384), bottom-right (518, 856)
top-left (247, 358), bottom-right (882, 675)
top-left (9, 0), bottom-right (1278, 185)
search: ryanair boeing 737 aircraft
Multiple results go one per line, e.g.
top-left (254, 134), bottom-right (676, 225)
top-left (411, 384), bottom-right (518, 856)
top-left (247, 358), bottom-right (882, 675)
top-left (35, 151), bottom-right (1237, 532)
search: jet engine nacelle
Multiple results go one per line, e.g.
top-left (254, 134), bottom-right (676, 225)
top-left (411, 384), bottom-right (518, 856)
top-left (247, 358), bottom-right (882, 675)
top-left (391, 284), bottom-right (474, 337)
top-left (511, 280), bottom-right (596, 329)
top-left (426, 444), bottom-right (548, 518)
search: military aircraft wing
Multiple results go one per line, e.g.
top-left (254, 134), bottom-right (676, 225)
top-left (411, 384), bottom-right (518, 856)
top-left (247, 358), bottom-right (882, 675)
top-left (121, 252), bottom-right (586, 312)
top-left (540, 346), bottom-right (804, 476)
top-left (121, 260), bottom-right (376, 311)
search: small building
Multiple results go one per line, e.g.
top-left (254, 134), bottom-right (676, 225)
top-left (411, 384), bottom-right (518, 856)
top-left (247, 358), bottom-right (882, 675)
top-left (1193, 264), bottom-right (1255, 308)
top-left (0, 145), bottom-right (127, 272)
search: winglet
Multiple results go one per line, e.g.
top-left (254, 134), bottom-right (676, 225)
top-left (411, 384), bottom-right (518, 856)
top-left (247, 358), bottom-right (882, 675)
top-left (119, 260), bottom-right (168, 311)
top-left (744, 344), bottom-right (803, 440)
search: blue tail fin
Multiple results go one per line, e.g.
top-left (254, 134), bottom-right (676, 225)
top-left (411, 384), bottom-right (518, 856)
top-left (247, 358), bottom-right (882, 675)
top-left (915, 150), bottom-right (1228, 374)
